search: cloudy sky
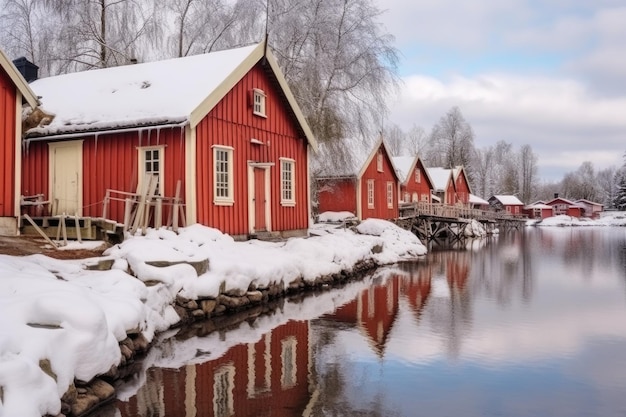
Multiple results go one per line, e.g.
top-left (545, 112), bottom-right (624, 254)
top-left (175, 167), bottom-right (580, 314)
top-left (376, 0), bottom-right (626, 181)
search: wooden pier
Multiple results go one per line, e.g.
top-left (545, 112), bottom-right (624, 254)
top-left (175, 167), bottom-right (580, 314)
top-left (395, 202), bottom-right (527, 242)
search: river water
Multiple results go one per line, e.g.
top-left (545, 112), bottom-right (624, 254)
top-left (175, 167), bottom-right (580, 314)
top-left (110, 227), bottom-right (626, 417)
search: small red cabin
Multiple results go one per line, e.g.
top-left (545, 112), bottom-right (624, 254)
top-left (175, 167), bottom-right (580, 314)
top-left (21, 43), bottom-right (317, 240)
top-left (315, 137), bottom-right (399, 220)
top-left (452, 166), bottom-right (472, 205)
top-left (392, 155), bottom-right (434, 204)
top-left (489, 195), bottom-right (525, 215)
top-left (0, 48), bottom-right (39, 235)
top-left (523, 201), bottom-right (554, 219)
top-left (575, 199), bottom-right (603, 219)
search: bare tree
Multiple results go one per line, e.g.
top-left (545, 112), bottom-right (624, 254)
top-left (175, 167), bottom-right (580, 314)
top-left (429, 106), bottom-right (475, 172)
top-left (518, 144), bottom-right (538, 203)
top-left (405, 124), bottom-right (428, 156)
top-left (597, 166), bottom-right (618, 208)
top-left (383, 124), bottom-right (404, 156)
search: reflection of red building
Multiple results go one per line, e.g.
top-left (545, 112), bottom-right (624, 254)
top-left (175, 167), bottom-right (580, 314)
top-left (400, 265), bottom-right (432, 319)
top-left (447, 252), bottom-right (470, 292)
top-left (118, 320), bottom-right (311, 417)
top-left (332, 275), bottom-right (401, 356)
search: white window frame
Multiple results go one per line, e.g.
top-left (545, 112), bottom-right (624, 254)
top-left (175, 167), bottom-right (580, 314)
top-left (376, 151), bottom-right (383, 172)
top-left (415, 169), bottom-right (421, 183)
top-left (367, 179), bottom-right (375, 209)
top-left (280, 337), bottom-right (297, 389)
top-left (387, 181), bottom-right (394, 209)
top-left (421, 193), bottom-right (429, 202)
top-left (280, 158), bottom-right (296, 206)
top-left (412, 192), bottom-right (418, 203)
top-left (213, 145), bottom-right (234, 205)
top-left (138, 146), bottom-right (164, 196)
top-left (252, 88), bottom-right (266, 117)
top-left (213, 364), bottom-right (235, 417)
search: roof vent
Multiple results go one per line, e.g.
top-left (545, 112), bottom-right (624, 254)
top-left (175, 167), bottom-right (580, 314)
top-left (12, 57), bottom-right (39, 82)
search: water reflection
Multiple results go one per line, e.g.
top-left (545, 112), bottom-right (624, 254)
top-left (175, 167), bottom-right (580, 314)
top-left (110, 228), bottom-right (626, 417)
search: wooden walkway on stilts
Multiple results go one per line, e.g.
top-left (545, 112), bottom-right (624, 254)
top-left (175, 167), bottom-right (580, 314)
top-left (394, 202), bottom-right (527, 242)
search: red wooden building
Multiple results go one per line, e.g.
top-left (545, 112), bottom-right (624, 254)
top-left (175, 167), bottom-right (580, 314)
top-left (426, 167), bottom-right (456, 206)
top-left (488, 195), bottom-right (525, 215)
top-left (392, 155), bottom-right (434, 204)
top-left (0, 48), bottom-right (39, 235)
top-left (21, 43), bottom-right (317, 240)
top-left (452, 166), bottom-right (472, 205)
top-left (118, 320), bottom-right (312, 416)
top-left (545, 196), bottom-right (583, 217)
top-left (315, 137), bottom-right (399, 220)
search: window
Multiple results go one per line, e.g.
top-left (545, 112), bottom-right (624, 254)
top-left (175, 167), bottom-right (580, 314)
top-left (415, 169), bottom-right (421, 183)
top-left (281, 337), bottom-right (297, 389)
top-left (280, 158), bottom-right (295, 206)
top-left (376, 151), bottom-right (383, 172)
top-left (214, 365), bottom-right (235, 417)
top-left (138, 146), bottom-right (164, 195)
top-left (213, 146), bottom-right (234, 205)
top-left (412, 193), bottom-right (418, 203)
top-left (421, 193), bottom-right (429, 202)
top-left (404, 192), bottom-right (410, 203)
top-left (252, 89), bottom-right (266, 117)
top-left (387, 182), bottom-right (394, 209)
top-left (367, 180), bottom-right (375, 209)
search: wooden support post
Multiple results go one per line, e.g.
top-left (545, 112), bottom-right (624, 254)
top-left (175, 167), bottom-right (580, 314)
top-left (155, 197), bottom-right (163, 229)
top-left (60, 214), bottom-right (68, 246)
top-left (123, 198), bottom-right (133, 231)
top-left (23, 214), bottom-right (58, 249)
top-left (102, 190), bottom-right (110, 219)
top-left (172, 180), bottom-right (182, 232)
top-left (74, 213), bottom-right (82, 243)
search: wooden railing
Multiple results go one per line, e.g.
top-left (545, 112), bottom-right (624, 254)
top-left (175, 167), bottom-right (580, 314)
top-left (398, 202), bottom-right (526, 221)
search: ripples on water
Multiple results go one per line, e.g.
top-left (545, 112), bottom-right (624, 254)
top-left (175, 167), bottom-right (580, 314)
top-left (108, 227), bottom-right (626, 417)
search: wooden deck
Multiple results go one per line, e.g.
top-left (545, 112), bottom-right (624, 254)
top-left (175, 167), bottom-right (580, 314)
top-left (395, 202), bottom-right (527, 242)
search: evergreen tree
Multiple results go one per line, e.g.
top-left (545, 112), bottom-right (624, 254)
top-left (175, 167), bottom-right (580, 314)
top-left (613, 169), bottom-right (626, 210)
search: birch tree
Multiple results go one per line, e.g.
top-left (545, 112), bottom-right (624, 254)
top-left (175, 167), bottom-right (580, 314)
top-left (429, 106), bottom-right (475, 171)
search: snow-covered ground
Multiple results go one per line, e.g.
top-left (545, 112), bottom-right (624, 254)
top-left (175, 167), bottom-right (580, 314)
top-left (0, 218), bottom-right (426, 417)
top-left (527, 212), bottom-right (626, 227)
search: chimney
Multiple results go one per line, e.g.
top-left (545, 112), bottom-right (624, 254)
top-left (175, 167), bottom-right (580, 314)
top-left (12, 57), bottom-right (39, 82)
top-left (554, 193), bottom-right (559, 199)
top-left (130, 58), bottom-right (138, 65)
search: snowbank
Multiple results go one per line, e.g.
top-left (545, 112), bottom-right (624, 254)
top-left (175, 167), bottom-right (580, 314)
top-left (530, 212), bottom-right (626, 227)
top-left (0, 219), bottom-right (426, 417)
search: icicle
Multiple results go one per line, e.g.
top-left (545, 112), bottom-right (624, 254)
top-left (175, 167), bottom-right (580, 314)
top-left (138, 129), bottom-right (143, 147)
top-left (156, 126), bottom-right (161, 145)
top-left (94, 133), bottom-right (99, 158)
top-left (147, 127), bottom-right (152, 145)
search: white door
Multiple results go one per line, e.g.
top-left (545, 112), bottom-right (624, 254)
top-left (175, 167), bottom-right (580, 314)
top-left (49, 140), bottom-right (83, 215)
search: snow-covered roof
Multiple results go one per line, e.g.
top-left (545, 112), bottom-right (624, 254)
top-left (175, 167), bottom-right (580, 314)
top-left (27, 43), bottom-right (317, 150)
top-left (546, 197), bottom-right (577, 206)
top-left (491, 195), bottom-right (524, 205)
top-left (0, 47), bottom-right (38, 107)
top-left (392, 156), bottom-right (414, 183)
top-left (426, 167), bottom-right (451, 191)
top-left (314, 136), bottom-right (398, 181)
top-left (452, 166), bottom-right (473, 194)
top-left (469, 194), bottom-right (489, 205)
top-left (525, 203), bottom-right (553, 209)
top-left (576, 199), bottom-right (604, 207)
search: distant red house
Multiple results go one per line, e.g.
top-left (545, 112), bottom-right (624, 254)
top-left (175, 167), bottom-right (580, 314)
top-left (315, 137), bottom-right (399, 220)
top-left (488, 195), bottom-right (524, 215)
top-left (118, 320), bottom-right (311, 417)
top-left (0, 48), bottom-right (39, 235)
top-left (545, 197), bottom-right (583, 217)
top-left (523, 201), bottom-right (554, 219)
top-left (575, 199), bottom-right (603, 219)
top-left (21, 43), bottom-right (317, 240)
top-left (452, 166), bottom-right (472, 205)
top-left (392, 155), bottom-right (434, 204)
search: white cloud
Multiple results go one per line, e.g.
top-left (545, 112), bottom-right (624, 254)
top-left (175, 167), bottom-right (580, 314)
top-left (388, 73), bottom-right (626, 180)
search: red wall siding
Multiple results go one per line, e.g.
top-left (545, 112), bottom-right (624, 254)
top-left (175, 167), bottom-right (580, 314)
top-left (454, 170), bottom-right (470, 204)
top-left (21, 127), bottom-right (185, 222)
top-left (402, 159), bottom-right (432, 203)
top-left (360, 146), bottom-right (398, 220)
top-left (195, 63), bottom-right (309, 236)
top-left (317, 178), bottom-right (357, 215)
top-left (0, 68), bottom-right (17, 217)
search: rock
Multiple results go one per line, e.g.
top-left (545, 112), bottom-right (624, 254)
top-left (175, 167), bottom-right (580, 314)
top-left (218, 294), bottom-right (240, 308)
top-left (246, 291), bottom-right (263, 303)
top-left (185, 300), bottom-right (199, 310)
top-left (145, 258), bottom-right (209, 276)
top-left (90, 379), bottom-right (115, 401)
top-left (225, 287), bottom-right (246, 297)
top-left (173, 305), bottom-right (189, 322)
top-left (39, 358), bottom-right (57, 381)
top-left (176, 294), bottom-right (191, 305)
top-left (200, 299), bottom-right (217, 314)
top-left (120, 337), bottom-right (135, 352)
top-left (77, 387), bottom-right (88, 395)
top-left (71, 393), bottom-right (99, 417)
top-left (120, 344), bottom-right (133, 360)
top-left (84, 259), bottom-right (114, 271)
top-left (131, 333), bottom-right (149, 352)
top-left (214, 304), bottom-right (226, 315)
top-left (61, 383), bottom-right (77, 405)
top-left (191, 309), bottom-right (206, 319)
top-left (371, 244), bottom-right (383, 254)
